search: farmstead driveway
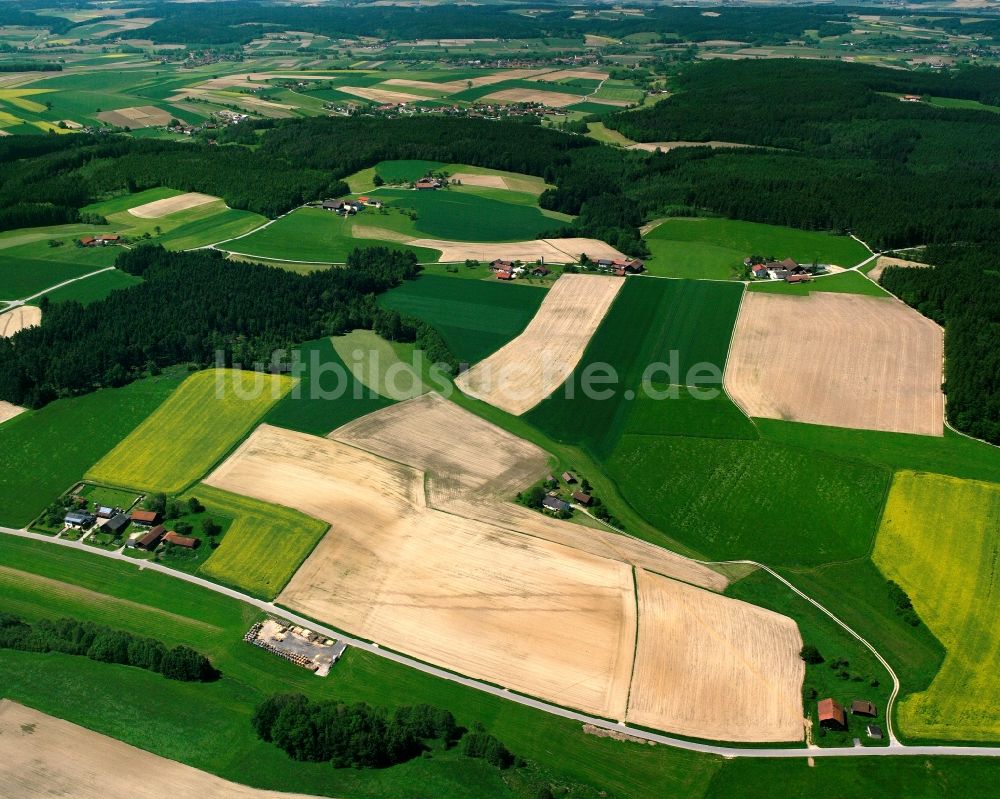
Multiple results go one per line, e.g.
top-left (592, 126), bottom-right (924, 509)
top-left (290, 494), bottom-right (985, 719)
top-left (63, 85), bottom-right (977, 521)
top-left (3, 524), bottom-right (1000, 759)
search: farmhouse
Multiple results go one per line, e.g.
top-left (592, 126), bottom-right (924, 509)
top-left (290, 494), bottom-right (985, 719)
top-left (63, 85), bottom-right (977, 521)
top-left (490, 259), bottom-right (515, 273)
top-left (415, 177), bottom-right (442, 190)
top-left (357, 196), bottom-right (382, 208)
top-left (130, 509), bottom-right (160, 526)
top-left (562, 471), bottom-right (577, 484)
top-left (322, 199), bottom-right (345, 212)
top-left (496, 269), bottom-right (513, 280)
top-left (542, 496), bottom-right (571, 513)
top-left (572, 491), bottom-right (594, 507)
top-left (851, 699), bottom-right (877, 717)
top-left (133, 524), bottom-right (166, 550)
top-left (164, 531), bottom-right (198, 548)
top-left (79, 234), bottom-right (121, 246)
top-left (532, 265), bottom-right (551, 277)
top-left (817, 698), bottom-right (847, 730)
top-left (96, 505), bottom-right (116, 519)
top-left (104, 513), bottom-right (130, 535)
top-left (63, 511), bottom-right (96, 528)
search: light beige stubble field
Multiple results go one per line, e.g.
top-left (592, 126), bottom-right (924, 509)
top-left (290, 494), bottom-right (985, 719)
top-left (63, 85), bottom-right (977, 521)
top-left (455, 273), bottom-right (623, 415)
top-left (128, 192), bottom-right (220, 218)
top-left (725, 292), bottom-right (944, 436)
top-left (0, 305), bottom-right (41, 336)
top-left (207, 423), bottom-right (638, 720)
top-left (627, 569), bottom-right (805, 743)
top-left (0, 701), bottom-right (319, 799)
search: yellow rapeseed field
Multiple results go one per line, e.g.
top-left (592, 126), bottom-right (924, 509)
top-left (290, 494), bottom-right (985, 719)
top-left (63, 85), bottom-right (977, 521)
top-left (86, 369), bottom-right (293, 494)
top-left (193, 484), bottom-right (328, 600)
top-left (873, 470), bottom-right (1000, 741)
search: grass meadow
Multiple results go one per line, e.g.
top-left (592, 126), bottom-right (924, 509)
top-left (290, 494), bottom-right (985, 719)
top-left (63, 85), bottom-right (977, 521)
top-left (86, 369), bottom-right (293, 494)
top-left (194, 484), bottom-right (329, 599)
top-left (222, 207), bottom-right (440, 263)
top-left (374, 159), bottom-right (445, 182)
top-left (524, 278), bottom-right (745, 458)
top-left (379, 274), bottom-right (546, 364)
top-left (0, 535), bottom-right (718, 799)
top-left (643, 218), bottom-right (871, 280)
top-left (749, 270), bottom-right (888, 297)
top-left (874, 471), bottom-right (1000, 742)
top-left (331, 329), bottom-right (430, 401)
top-left (27, 268), bottom-right (141, 306)
top-left (0, 238), bottom-right (119, 299)
top-left (263, 337), bottom-right (396, 436)
top-left (0, 370), bottom-right (185, 527)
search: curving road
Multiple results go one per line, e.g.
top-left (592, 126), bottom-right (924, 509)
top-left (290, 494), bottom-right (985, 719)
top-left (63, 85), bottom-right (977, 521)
top-left (2, 524), bottom-right (999, 759)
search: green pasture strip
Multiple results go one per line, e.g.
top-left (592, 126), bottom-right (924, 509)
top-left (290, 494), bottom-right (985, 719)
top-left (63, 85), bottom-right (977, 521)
top-left (27, 268), bottom-right (141, 306)
top-left (524, 278), bottom-right (745, 459)
top-left (86, 369), bottom-right (294, 494)
top-left (378, 274), bottom-right (545, 364)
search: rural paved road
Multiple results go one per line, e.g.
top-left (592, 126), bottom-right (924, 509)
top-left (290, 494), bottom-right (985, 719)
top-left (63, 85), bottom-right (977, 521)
top-left (3, 524), bottom-right (1000, 759)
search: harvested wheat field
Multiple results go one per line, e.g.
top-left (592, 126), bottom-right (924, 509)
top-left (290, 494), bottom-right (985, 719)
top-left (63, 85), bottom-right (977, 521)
top-left (128, 192), bottom-right (220, 218)
top-left (338, 85), bottom-right (426, 104)
top-left (867, 255), bottom-right (931, 283)
top-left (96, 105), bottom-right (176, 129)
top-left (725, 292), bottom-right (944, 436)
top-left (208, 424), bottom-right (637, 719)
top-left (450, 172), bottom-right (509, 189)
top-left (529, 69), bottom-right (610, 82)
top-left (0, 399), bottom-right (25, 424)
top-left (0, 701), bottom-right (318, 799)
top-left (456, 274), bottom-right (623, 415)
top-left (0, 305), bottom-right (40, 337)
top-left (331, 393), bottom-right (727, 591)
top-left (627, 569), bottom-right (805, 742)
top-left (484, 87), bottom-right (591, 108)
top-left (410, 237), bottom-right (626, 264)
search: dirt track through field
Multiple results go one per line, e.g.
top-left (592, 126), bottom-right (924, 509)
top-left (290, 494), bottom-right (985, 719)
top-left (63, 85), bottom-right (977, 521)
top-left (331, 393), bottom-right (727, 591)
top-left (0, 701), bottom-right (318, 799)
top-left (128, 192), bottom-right (220, 218)
top-left (455, 274), bottom-right (623, 415)
top-left (207, 424), bottom-right (637, 720)
top-left (627, 569), bottom-right (805, 742)
top-left (409, 237), bottom-right (626, 264)
top-left (725, 292), bottom-right (944, 436)
top-left (0, 305), bottom-right (40, 337)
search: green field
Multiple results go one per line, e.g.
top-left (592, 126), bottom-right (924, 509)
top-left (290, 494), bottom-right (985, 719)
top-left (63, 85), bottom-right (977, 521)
top-left (263, 337), bottom-right (396, 436)
top-left (378, 274), bottom-right (546, 364)
top-left (374, 159), bottom-right (446, 183)
top-left (0, 237), bottom-right (120, 299)
top-left (525, 278), bottom-right (745, 458)
top-left (749, 270), bottom-right (888, 297)
top-left (0, 535), bottom-right (717, 799)
top-left (86, 369), bottom-right (293, 493)
top-left (874, 471), bottom-right (1000, 742)
top-left (28, 267), bottom-right (141, 306)
top-left (607, 434), bottom-right (889, 566)
top-left (0, 370), bottom-right (185, 527)
top-left (222, 207), bottom-right (441, 263)
top-left (194, 484), bottom-right (329, 599)
top-left (643, 218), bottom-right (871, 280)
top-left (331, 329), bottom-right (430, 401)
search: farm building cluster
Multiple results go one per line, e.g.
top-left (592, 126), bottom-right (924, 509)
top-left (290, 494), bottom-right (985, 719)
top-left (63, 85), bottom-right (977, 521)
top-left (60, 501), bottom-right (201, 553)
top-left (488, 256), bottom-right (644, 281)
top-left (245, 619), bottom-right (346, 676)
top-left (321, 196), bottom-right (384, 215)
top-left (817, 697), bottom-right (883, 740)
top-left (538, 472), bottom-right (597, 516)
top-left (78, 234), bottom-right (121, 247)
top-left (746, 256), bottom-right (825, 283)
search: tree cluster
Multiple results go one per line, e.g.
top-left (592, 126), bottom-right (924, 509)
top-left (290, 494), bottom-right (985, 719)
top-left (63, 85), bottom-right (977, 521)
top-left (0, 613), bottom-right (218, 681)
top-left (0, 245), bottom-right (420, 407)
top-left (251, 694), bottom-right (462, 769)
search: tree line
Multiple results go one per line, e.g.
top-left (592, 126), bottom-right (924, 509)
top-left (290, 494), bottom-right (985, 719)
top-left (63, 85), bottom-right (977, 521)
top-left (0, 612), bottom-right (218, 681)
top-left (252, 693), bottom-right (517, 771)
top-left (0, 246), bottom-right (422, 408)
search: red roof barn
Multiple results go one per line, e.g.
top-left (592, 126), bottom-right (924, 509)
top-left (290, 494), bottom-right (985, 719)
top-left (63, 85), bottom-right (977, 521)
top-left (818, 698), bottom-right (847, 730)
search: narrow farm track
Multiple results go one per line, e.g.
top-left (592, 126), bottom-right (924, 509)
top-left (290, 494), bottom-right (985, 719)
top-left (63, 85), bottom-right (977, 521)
top-left (1, 266), bottom-right (116, 310)
top-left (3, 525), bottom-right (1000, 758)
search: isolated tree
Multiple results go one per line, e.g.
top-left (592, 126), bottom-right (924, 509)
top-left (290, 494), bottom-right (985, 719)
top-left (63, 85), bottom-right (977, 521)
top-left (800, 644), bottom-right (824, 665)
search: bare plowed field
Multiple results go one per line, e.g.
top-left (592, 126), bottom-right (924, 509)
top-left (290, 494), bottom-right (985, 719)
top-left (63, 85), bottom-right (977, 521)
top-left (338, 85), bottom-right (426, 104)
top-left (0, 701), bottom-right (319, 799)
top-left (331, 393), bottom-right (727, 591)
top-left (208, 424), bottom-right (637, 719)
top-left (0, 305), bottom-right (40, 337)
top-left (529, 69), bottom-right (610, 81)
top-left (725, 292), bottom-right (944, 436)
top-left (868, 255), bottom-right (931, 283)
top-left (96, 105), bottom-right (175, 128)
top-left (410, 237), bottom-right (626, 264)
top-left (484, 87), bottom-right (590, 108)
top-left (627, 569), bottom-right (805, 742)
top-left (0, 399), bottom-right (25, 424)
top-left (128, 192), bottom-right (219, 218)
top-left (455, 274), bottom-right (623, 415)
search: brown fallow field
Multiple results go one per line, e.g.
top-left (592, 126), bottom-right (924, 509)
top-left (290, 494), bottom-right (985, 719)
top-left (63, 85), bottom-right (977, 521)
top-left (409, 237), bottom-right (627, 265)
top-left (0, 305), bottom-right (41, 337)
top-left (455, 274), bottom-right (623, 415)
top-left (0, 701), bottom-right (320, 799)
top-left (725, 292), bottom-right (945, 436)
top-left (128, 192), bottom-right (220, 218)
